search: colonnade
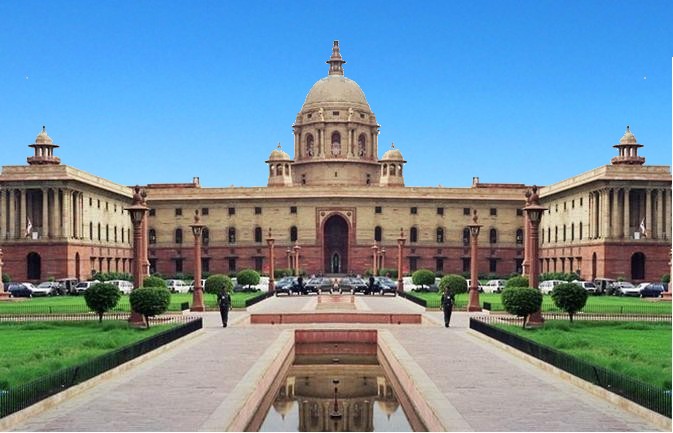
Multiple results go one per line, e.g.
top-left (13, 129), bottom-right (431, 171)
top-left (294, 128), bottom-right (378, 160)
top-left (0, 186), bottom-right (84, 240)
top-left (587, 187), bottom-right (670, 240)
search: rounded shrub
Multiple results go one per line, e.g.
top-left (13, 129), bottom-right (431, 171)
top-left (551, 282), bottom-right (588, 322)
top-left (379, 268), bottom-right (398, 279)
top-left (2, 273), bottom-right (10, 284)
top-left (411, 269), bottom-right (435, 290)
top-left (143, 275), bottom-right (167, 289)
top-left (204, 274), bottom-right (233, 296)
top-left (506, 275), bottom-right (529, 288)
top-left (661, 274), bottom-right (670, 284)
top-left (501, 287), bottom-right (543, 328)
top-left (129, 287), bottom-right (171, 327)
top-left (236, 269), bottom-right (260, 290)
top-left (84, 282), bottom-right (122, 322)
top-left (274, 268), bottom-right (293, 279)
top-left (438, 274), bottom-right (468, 295)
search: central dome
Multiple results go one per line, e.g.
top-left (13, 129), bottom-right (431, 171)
top-left (303, 75), bottom-right (371, 110)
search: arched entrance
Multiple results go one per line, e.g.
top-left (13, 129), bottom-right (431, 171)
top-left (323, 215), bottom-right (349, 274)
top-left (631, 252), bottom-right (645, 280)
top-left (27, 252), bottom-right (41, 280)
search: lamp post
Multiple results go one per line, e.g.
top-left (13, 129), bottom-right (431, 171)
top-left (125, 186), bottom-right (149, 327)
top-left (467, 210), bottom-right (483, 312)
top-left (286, 247), bottom-right (292, 271)
top-left (140, 189), bottom-right (150, 277)
top-left (523, 185), bottom-right (547, 327)
top-left (189, 210), bottom-right (205, 312)
top-left (397, 228), bottom-right (406, 293)
top-left (371, 245), bottom-right (379, 276)
top-left (521, 189), bottom-right (531, 277)
top-left (267, 228), bottom-right (275, 293)
top-left (293, 242), bottom-right (301, 276)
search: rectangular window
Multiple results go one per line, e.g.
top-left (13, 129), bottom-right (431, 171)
top-left (202, 258), bottom-right (210, 273)
top-left (290, 206), bottom-right (297, 214)
top-left (462, 258), bottom-right (470, 273)
top-left (516, 208), bottom-right (523, 216)
top-left (437, 207), bottom-right (444, 215)
top-left (89, 197), bottom-right (93, 206)
top-left (228, 207), bottom-right (236, 215)
top-left (97, 200), bottom-right (100, 208)
top-left (149, 209), bottom-right (156, 216)
top-left (254, 257), bottom-right (263, 272)
top-left (375, 206), bottom-right (382, 214)
top-left (580, 197), bottom-right (583, 206)
top-left (435, 258), bottom-right (444, 273)
top-left (489, 259), bottom-right (497, 273)
top-left (410, 207), bottom-right (417, 215)
top-left (463, 208), bottom-right (470, 216)
top-left (255, 207), bottom-right (262, 215)
top-left (175, 208), bottom-right (182, 216)
top-left (175, 258), bottom-right (183, 274)
top-left (571, 200), bottom-right (575, 209)
top-left (228, 258), bottom-right (237, 273)
top-left (490, 208), bottom-right (497, 216)
top-left (202, 208), bottom-right (209, 216)
top-left (149, 259), bottom-right (157, 275)
top-left (409, 257), bottom-right (418, 272)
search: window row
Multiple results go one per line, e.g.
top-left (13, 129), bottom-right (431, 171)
top-left (376, 226), bottom-right (524, 244)
top-left (542, 223), bottom-right (584, 243)
top-left (88, 197), bottom-right (121, 213)
top-left (150, 226), bottom-right (300, 244)
top-left (155, 207), bottom-right (299, 217)
top-left (376, 207), bottom-right (520, 216)
top-left (88, 222), bottom-right (131, 244)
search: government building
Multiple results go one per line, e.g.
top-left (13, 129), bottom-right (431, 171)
top-left (0, 42), bottom-right (670, 284)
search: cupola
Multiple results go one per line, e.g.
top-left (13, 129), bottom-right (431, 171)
top-left (28, 126), bottom-right (61, 165)
top-left (266, 143), bottom-right (293, 187)
top-left (611, 126), bottom-right (645, 165)
top-left (379, 143), bottom-right (406, 187)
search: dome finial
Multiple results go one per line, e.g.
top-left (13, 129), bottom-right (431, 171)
top-left (391, 142), bottom-right (395, 149)
top-left (326, 40), bottom-right (346, 76)
top-left (277, 142), bottom-right (282, 149)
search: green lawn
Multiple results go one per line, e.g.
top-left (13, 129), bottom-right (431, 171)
top-left (0, 291), bottom-right (265, 314)
top-left (407, 291), bottom-right (673, 314)
top-left (494, 320), bottom-right (672, 389)
top-left (0, 321), bottom-right (174, 389)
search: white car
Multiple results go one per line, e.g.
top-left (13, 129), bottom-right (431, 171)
top-left (33, 281), bottom-right (61, 296)
top-left (187, 279), bottom-right (207, 292)
top-left (572, 280), bottom-right (597, 294)
top-left (539, 280), bottom-right (565, 295)
top-left (482, 279), bottom-right (506, 293)
top-left (109, 280), bottom-right (134, 294)
top-left (611, 281), bottom-right (638, 296)
top-left (73, 280), bottom-right (101, 295)
top-left (466, 279), bottom-right (484, 291)
top-left (166, 279), bottom-right (190, 293)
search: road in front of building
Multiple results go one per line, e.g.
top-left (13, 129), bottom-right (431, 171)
top-left (10, 295), bottom-right (663, 431)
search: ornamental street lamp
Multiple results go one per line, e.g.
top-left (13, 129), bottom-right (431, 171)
top-left (521, 189), bottom-right (532, 277)
top-left (125, 186), bottom-right (149, 328)
top-left (467, 210), bottom-right (483, 312)
top-left (267, 228), bottom-right (275, 293)
top-left (397, 228), bottom-right (406, 293)
top-left (189, 210), bottom-right (205, 312)
top-left (371, 245), bottom-right (379, 276)
top-left (523, 185), bottom-right (547, 327)
top-left (293, 242), bottom-right (301, 276)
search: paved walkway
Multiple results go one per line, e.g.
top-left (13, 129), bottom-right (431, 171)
top-left (10, 295), bottom-right (664, 431)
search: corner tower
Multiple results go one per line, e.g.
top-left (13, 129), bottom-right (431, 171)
top-left (611, 126), bottom-right (645, 165)
top-left (291, 41), bottom-right (381, 186)
top-left (27, 126), bottom-right (60, 165)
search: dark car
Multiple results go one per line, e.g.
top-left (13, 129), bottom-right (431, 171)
top-left (274, 277), bottom-right (300, 296)
top-left (340, 277), bottom-right (369, 294)
top-left (375, 277), bottom-right (397, 296)
top-left (304, 277), bottom-right (331, 294)
top-left (8, 283), bottom-right (35, 298)
top-left (640, 283), bottom-right (666, 298)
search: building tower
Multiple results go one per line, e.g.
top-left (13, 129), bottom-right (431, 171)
top-left (611, 126), bottom-right (645, 165)
top-left (379, 143), bottom-right (406, 187)
top-left (266, 144), bottom-right (293, 187)
top-left (27, 126), bottom-right (60, 165)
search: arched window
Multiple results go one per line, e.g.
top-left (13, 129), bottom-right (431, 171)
top-left (228, 227), bottom-right (236, 243)
top-left (306, 133), bottom-right (314, 157)
top-left (463, 228), bottom-right (470, 245)
top-left (374, 226), bottom-right (382, 242)
top-left (410, 227), bottom-right (418, 243)
top-left (331, 131), bottom-right (341, 156)
top-left (358, 133), bottom-right (366, 157)
top-left (489, 228), bottom-right (497, 244)
top-left (175, 228), bottom-right (183, 244)
top-left (202, 227), bottom-right (209, 245)
top-left (254, 226), bottom-right (262, 243)
top-left (149, 229), bottom-right (156, 244)
top-left (26, 252), bottom-right (41, 280)
top-left (290, 226), bottom-right (298, 242)
top-left (276, 164), bottom-right (282, 176)
top-left (436, 227), bottom-right (444, 243)
top-left (516, 228), bottom-right (524, 245)
top-left (390, 164), bottom-right (396, 175)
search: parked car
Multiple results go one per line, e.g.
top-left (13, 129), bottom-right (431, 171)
top-left (186, 279), bottom-right (207, 292)
top-left (482, 279), bottom-right (506, 293)
top-left (8, 282), bottom-right (36, 298)
top-left (72, 280), bottom-right (100, 295)
top-left (32, 281), bottom-right (62, 296)
top-left (274, 277), bottom-right (300, 296)
top-left (165, 279), bottom-right (190, 293)
top-left (56, 278), bottom-right (79, 295)
top-left (374, 277), bottom-right (397, 296)
top-left (466, 279), bottom-right (484, 292)
top-left (109, 280), bottom-right (134, 294)
top-left (572, 280), bottom-right (598, 294)
top-left (639, 283), bottom-right (666, 298)
top-left (593, 278), bottom-right (615, 295)
top-left (304, 277), bottom-right (331, 294)
top-left (612, 281), bottom-right (640, 297)
top-left (538, 280), bottom-right (565, 295)
top-left (339, 277), bottom-right (369, 294)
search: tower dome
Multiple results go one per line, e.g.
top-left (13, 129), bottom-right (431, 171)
top-left (381, 143), bottom-right (404, 161)
top-left (266, 144), bottom-right (293, 187)
top-left (612, 125), bottom-right (644, 165)
top-left (28, 126), bottom-right (60, 165)
top-left (267, 143), bottom-right (291, 161)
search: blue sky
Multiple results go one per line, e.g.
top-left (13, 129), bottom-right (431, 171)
top-left (1, 0), bottom-right (671, 188)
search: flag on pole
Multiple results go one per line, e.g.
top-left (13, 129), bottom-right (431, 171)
top-left (25, 218), bottom-right (33, 237)
top-left (639, 218), bottom-right (647, 238)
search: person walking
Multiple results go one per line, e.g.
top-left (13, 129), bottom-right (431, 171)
top-left (441, 289), bottom-right (454, 327)
top-left (218, 290), bottom-right (232, 327)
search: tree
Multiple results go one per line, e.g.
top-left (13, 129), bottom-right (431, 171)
top-left (2, 273), bottom-right (10, 284)
top-left (236, 269), bottom-right (260, 290)
top-left (84, 283), bottom-right (122, 322)
top-left (129, 287), bottom-right (171, 328)
top-left (501, 287), bottom-right (543, 328)
top-left (506, 275), bottom-right (529, 288)
top-left (143, 275), bottom-right (167, 288)
top-left (438, 274), bottom-right (467, 295)
top-left (204, 274), bottom-right (233, 296)
top-left (551, 283), bottom-right (588, 322)
top-left (411, 269), bottom-right (435, 290)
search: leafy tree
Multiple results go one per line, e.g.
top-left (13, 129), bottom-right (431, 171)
top-left (274, 268), bottom-right (293, 279)
top-left (501, 287), bottom-right (543, 328)
top-left (2, 273), bottom-right (10, 284)
top-left (661, 274), bottom-right (670, 284)
top-left (204, 274), bottom-right (233, 296)
top-left (84, 283), bottom-right (122, 322)
top-left (506, 275), bottom-right (529, 288)
top-left (379, 268), bottom-right (398, 279)
top-left (551, 283), bottom-right (588, 322)
top-left (143, 275), bottom-right (167, 288)
top-left (129, 287), bottom-right (171, 328)
top-left (411, 269), bottom-right (435, 290)
top-left (438, 274), bottom-right (467, 295)
top-left (236, 269), bottom-right (260, 290)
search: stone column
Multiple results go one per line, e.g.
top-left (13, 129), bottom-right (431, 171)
top-left (8, 189), bottom-right (16, 238)
top-left (610, 188), bottom-right (618, 239)
top-left (53, 188), bottom-right (61, 238)
top-left (19, 188), bottom-right (27, 238)
top-left (644, 188), bottom-right (652, 238)
top-left (654, 189), bottom-right (663, 239)
top-left (665, 190), bottom-right (671, 240)
top-left (62, 189), bottom-right (71, 239)
top-left (0, 189), bottom-right (5, 240)
top-left (599, 189), bottom-right (608, 238)
top-left (623, 188), bottom-right (631, 239)
top-left (41, 188), bottom-right (49, 239)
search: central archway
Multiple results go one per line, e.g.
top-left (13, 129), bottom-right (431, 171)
top-left (323, 215), bottom-right (349, 274)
